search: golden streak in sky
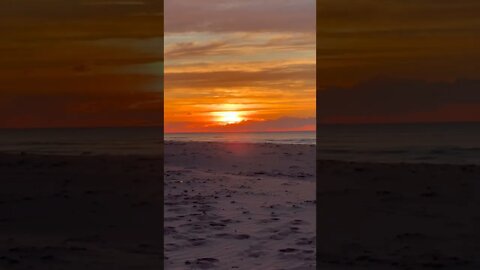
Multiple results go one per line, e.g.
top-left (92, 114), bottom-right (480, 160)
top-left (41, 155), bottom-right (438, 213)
top-left (164, 2), bottom-right (316, 133)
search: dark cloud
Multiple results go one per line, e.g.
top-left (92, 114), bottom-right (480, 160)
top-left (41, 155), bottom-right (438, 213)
top-left (0, 0), bottom-right (163, 41)
top-left (317, 0), bottom-right (480, 92)
top-left (0, 0), bottom-right (161, 19)
top-left (317, 78), bottom-right (480, 122)
top-left (0, 74), bottom-right (163, 128)
top-left (166, 64), bottom-right (315, 90)
top-left (0, 1), bottom-right (163, 128)
top-left (165, 34), bottom-right (314, 59)
top-left (165, 0), bottom-right (315, 33)
top-left (318, 0), bottom-right (480, 26)
top-left (166, 117), bottom-right (315, 133)
top-left (226, 117), bottom-right (315, 132)
top-left (166, 41), bottom-right (229, 59)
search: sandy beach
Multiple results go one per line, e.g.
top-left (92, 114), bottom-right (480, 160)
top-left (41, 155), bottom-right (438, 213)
top-left (0, 141), bottom-right (316, 270)
top-left (164, 142), bottom-right (317, 269)
top-left (317, 160), bottom-right (480, 269)
top-left (2, 141), bottom-right (480, 269)
top-left (0, 153), bottom-right (164, 269)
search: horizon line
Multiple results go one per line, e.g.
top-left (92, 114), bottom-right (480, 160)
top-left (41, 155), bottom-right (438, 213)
top-left (1, 120), bottom-right (480, 131)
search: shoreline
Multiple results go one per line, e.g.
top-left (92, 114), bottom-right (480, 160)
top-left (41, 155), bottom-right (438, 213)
top-left (2, 139), bottom-right (478, 167)
top-left (165, 139), bottom-right (316, 145)
top-left (2, 151), bottom-right (478, 169)
top-left (0, 140), bottom-right (480, 166)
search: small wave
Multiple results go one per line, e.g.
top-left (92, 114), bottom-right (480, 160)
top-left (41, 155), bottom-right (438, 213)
top-left (13, 142), bottom-right (86, 146)
top-left (319, 148), bottom-right (409, 155)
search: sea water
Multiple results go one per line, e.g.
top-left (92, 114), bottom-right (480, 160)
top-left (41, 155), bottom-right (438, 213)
top-left (1, 123), bottom-right (479, 164)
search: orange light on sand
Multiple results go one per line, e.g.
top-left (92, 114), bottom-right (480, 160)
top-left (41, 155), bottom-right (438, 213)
top-left (213, 111), bottom-right (244, 125)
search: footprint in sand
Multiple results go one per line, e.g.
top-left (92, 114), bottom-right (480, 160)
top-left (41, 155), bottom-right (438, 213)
top-left (185, 257), bottom-right (219, 269)
top-left (214, 233), bottom-right (250, 240)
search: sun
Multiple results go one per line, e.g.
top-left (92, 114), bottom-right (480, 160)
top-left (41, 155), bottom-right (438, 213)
top-left (215, 111), bottom-right (244, 125)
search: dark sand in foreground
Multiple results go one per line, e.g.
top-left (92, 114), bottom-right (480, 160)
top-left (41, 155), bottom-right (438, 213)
top-left (317, 160), bottom-right (480, 269)
top-left (0, 153), bottom-right (163, 269)
top-left (1, 141), bottom-right (479, 269)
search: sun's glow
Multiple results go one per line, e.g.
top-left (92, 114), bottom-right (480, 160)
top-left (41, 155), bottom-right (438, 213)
top-left (213, 111), bottom-right (244, 125)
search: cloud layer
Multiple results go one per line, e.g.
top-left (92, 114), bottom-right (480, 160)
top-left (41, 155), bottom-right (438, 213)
top-left (316, 0), bottom-right (480, 123)
top-left (317, 0), bottom-right (480, 88)
top-left (165, 0), bottom-right (315, 33)
top-left (318, 78), bottom-right (480, 123)
top-left (166, 117), bottom-right (315, 133)
top-left (0, 0), bottom-right (163, 128)
top-left (164, 0), bottom-right (316, 133)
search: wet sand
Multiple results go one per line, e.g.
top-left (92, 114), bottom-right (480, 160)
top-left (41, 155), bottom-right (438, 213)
top-left (0, 153), bottom-right (164, 269)
top-left (317, 160), bottom-right (480, 269)
top-left (164, 142), bottom-right (317, 269)
top-left (2, 141), bottom-right (479, 269)
top-left (0, 142), bottom-right (316, 270)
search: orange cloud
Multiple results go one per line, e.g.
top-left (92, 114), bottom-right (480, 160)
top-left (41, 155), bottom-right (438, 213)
top-left (165, 1), bottom-right (316, 133)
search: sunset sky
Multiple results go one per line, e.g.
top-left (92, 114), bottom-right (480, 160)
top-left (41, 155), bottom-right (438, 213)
top-left (0, 0), bottom-right (163, 129)
top-left (3, 1), bottom-right (478, 129)
top-left (317, 0), bottom-right (480, 124)
top-left (164, 0), bottom-right (316, 133)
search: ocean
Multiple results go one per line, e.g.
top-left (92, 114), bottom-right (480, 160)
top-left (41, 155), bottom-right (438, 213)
top-left (0, 123), bottom-right (479, 164)
top-left (0, 127), bottom-right (163, 156)
top-left (316, 122), bottom-right (480, 165)
top-left (165, 131), bottom-right (315, 145)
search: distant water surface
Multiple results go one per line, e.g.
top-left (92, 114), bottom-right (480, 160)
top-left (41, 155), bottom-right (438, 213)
top-left (317, 122), bottom-right (480, 164)
top-left (165, 131), bottom-right (316, 145)
top-left (0, 128), bottom-right (314, 156)
top-left (0, 127), bottom-right (163, 155)
top-left (1, 124), bottom-right (479, 164)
